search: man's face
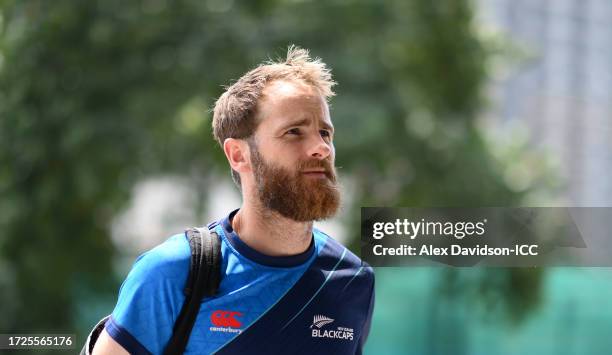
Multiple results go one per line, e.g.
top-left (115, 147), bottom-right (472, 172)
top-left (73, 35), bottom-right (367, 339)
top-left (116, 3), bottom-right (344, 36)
top-left (248, 80), bottom-right (340, 222)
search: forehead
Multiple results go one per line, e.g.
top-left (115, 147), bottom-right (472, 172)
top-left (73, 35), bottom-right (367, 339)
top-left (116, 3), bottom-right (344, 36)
top-left (255, 80), bottom-right (331, 128)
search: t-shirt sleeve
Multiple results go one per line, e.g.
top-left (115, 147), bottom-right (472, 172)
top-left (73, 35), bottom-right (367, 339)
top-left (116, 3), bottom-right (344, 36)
top-left (106, 234), bottom-right (190, 355)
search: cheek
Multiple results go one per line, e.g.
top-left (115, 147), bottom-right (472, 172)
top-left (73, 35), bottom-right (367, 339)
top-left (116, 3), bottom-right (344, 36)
top-left (281, 142), bottom-right (309, 160)
top-left (265, 146), bottom-right (298, 170)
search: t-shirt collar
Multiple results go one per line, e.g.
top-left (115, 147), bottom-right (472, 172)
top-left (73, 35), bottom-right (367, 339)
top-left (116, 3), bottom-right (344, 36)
top-left (220, 209), bottom-right (315, 267)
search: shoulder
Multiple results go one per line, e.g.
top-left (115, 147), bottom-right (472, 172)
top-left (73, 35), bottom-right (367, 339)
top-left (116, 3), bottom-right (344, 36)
top-left (121, 233), bottom-right (191, 292)
top-left (131, 233), bottom-right (190, 272)
top-left (313, 228), bottom-right (375, 284)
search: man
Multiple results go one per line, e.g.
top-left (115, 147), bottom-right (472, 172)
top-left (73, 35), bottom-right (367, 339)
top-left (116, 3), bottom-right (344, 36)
top-left (93, 46), bottom-right (375, 354)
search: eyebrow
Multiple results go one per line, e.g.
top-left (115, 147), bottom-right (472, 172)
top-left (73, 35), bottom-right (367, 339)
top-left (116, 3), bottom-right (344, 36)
top-left (279, 118), bottom-right (335, 133)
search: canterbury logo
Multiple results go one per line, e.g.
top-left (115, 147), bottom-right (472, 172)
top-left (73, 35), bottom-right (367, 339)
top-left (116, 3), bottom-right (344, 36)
top-left (311, 315), bottom-right (334, 329)
top-left (210, 310), bottom-right (243, 328)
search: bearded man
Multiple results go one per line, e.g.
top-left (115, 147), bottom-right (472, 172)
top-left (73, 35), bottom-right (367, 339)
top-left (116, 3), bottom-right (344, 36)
top-left (93, 46), bottom-right (375, 355)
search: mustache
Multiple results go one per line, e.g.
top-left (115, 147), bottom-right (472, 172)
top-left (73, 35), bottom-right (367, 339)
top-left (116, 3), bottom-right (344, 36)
top-left (297, 159), bottom-right (337, 180)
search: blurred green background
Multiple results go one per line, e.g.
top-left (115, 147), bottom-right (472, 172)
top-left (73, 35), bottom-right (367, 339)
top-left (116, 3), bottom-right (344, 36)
top-left (1, 0), bottom-right (611, 354)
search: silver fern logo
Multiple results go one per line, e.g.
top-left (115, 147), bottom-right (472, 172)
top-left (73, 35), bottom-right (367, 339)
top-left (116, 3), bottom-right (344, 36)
top-left (310, 314), bottom-right (354, 341)
top-left (311, 315), bottom-right (334, 329)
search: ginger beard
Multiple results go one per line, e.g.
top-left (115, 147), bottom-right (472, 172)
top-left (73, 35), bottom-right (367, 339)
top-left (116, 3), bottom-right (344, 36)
top-left (249, 142), bottom-right (340, 222)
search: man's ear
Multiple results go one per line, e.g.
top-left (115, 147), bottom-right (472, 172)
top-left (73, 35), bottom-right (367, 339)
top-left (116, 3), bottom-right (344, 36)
top-left (223, 138), bottom-right (251, 173)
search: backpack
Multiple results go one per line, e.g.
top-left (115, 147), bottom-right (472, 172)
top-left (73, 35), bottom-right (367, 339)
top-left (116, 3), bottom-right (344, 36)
top-left (80, 227), bottom-right (222, 355)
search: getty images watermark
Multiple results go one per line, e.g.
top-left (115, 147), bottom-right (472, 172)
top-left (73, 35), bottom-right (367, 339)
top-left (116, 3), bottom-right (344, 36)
top-left (371, 217), bottom-right (537, 258)
top-left (361, 208), bottom-right (612, 267)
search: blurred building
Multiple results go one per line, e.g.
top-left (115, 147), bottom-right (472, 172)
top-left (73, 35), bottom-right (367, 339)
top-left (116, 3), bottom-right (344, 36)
top-left (479, 0), bottom-right (612, 206)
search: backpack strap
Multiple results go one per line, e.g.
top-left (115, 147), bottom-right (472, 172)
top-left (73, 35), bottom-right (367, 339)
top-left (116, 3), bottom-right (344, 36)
top-left (80, 315), bottom-right (111, 355)
top-left (163, 227), bottom-right (221, 355)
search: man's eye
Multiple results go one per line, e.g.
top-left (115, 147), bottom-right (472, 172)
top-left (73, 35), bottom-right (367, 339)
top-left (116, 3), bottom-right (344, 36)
top-left (287, 128), bottom-right (301, 135)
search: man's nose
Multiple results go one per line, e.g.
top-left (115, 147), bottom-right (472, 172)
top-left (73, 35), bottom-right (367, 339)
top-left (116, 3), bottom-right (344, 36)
top-left (307, 136), bottom-right (332, 160)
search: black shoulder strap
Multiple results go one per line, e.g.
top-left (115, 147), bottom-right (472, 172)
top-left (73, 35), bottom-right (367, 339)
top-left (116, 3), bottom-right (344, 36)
top-left (164, 227), bottom-right (221, 355)
top-left (81, 315), bottom-right (111, 355)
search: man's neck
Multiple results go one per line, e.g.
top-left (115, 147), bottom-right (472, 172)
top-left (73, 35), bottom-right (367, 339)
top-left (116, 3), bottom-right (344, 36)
top-left (231, 204), bottom-right (313, 257)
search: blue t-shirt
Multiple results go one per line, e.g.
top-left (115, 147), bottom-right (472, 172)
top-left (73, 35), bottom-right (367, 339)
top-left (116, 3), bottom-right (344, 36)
top-left (107, 209), bottom-right (375, 354)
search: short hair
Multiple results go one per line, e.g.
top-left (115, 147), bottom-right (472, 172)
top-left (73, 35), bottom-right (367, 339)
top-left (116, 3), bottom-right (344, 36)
top-left (212, 45), bottom-right (336, 188)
